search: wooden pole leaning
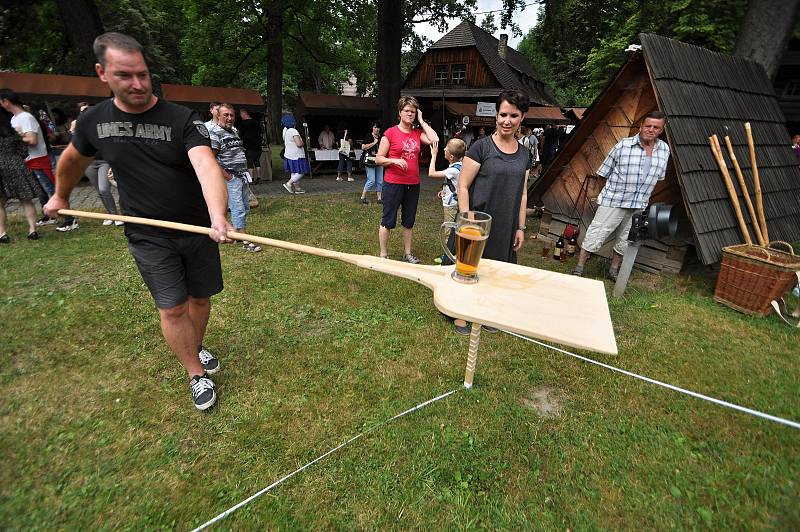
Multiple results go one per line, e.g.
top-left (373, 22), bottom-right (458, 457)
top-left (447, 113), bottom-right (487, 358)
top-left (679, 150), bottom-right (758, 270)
top-left (744, 122), bottom-right (769, 242)
top-left (463, 322), bottom-right (482, 388)
top-left (709, 136), bottom-right (752, 245)
top-left (723, 135), bottom-right (765, 246)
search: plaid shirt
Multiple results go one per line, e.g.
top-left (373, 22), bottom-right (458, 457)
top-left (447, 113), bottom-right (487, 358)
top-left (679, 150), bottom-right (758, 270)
top-left (596, 134), bottom-right (670, 209)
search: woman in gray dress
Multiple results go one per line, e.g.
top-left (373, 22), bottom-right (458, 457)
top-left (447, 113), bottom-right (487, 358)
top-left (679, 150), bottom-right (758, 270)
top-left (458, 89), bottom-right (530, 264)
top-left (0, 108), bottom-right (43, 242)
top-left (453, 89), bottom-right (530, 335)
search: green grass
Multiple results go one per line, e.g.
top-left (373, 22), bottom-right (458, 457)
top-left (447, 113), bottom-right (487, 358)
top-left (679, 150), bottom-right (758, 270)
top-left (1, 192), bottom-right (798, 530)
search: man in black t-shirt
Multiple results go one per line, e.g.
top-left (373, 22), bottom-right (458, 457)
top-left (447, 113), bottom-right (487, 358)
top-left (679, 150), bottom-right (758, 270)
top-left (44, 32), bottom-right (234, 411)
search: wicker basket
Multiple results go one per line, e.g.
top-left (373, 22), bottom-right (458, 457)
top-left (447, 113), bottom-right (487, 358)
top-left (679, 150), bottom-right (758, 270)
top-left (714, 241), bottom-right (800, 316)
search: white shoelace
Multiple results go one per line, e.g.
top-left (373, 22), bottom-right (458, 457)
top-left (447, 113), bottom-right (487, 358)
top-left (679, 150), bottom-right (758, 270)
top-left (191, 376), bottom-right (214, 397)
top-left (198, 348), bottom-right (214, 364)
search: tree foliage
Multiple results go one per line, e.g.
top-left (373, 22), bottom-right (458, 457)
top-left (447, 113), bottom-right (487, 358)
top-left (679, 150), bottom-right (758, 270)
top-left (519, 0), bottom-right (748, 106)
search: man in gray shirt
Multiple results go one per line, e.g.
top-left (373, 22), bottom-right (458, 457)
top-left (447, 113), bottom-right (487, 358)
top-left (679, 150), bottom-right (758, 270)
top-left (209, 103), bottom-right (260, 252)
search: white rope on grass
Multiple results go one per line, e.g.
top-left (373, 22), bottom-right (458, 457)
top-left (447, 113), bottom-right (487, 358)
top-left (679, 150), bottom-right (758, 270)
top-left (190, 388), bottom-right (460, 532)
top-left (503, 330), bottom-right (800, 431)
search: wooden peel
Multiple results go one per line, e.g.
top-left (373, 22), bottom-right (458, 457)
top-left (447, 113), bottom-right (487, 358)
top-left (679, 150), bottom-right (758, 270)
top-left (709, 136), bottom-right (752, 245)
top-left (723, 135), bottom-right (765, 246)
top-left (744, 122), bottom-right (769, 241)
top-left (59, 209), bottom-right (618, 362)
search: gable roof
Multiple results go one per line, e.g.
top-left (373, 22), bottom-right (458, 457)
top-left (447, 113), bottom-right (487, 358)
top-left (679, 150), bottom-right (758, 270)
top-left (641, 33), bottom-right (800, 263)
top-left (428, 21), bottom-right (557, 106)
top-left (531, 34), bottom-right (800, 265)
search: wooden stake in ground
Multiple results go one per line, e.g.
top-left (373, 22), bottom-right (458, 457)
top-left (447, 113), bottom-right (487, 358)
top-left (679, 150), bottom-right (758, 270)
top-left (58, 209), bottom-right (619, 388)
top-left (723, 135), bottom-right (765, 246)
top-left (709, 135), bottom-right (752, 245)
top-left (744, 122), bottom-right (769, 242)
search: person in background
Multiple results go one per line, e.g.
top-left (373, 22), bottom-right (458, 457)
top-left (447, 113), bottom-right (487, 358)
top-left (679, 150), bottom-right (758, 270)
top-left (456, 89), bottom-right (531, 334)
top-left (541, 123), bottom-right (559, 168)
top-left (49, 108), bottom-right (71, 168)
top-left (375, 96), bottom-right (438, 262)
top-left (571, 111), bottom-right (669, 281)
top-left (469, 126), bottom-right (486, 148)
top-left (428, 136), bottom-right (465, 267)
top-left (792, 134), bottom-right (800, 160)
top-left (0, 89), bottom-right (75, 230)
top-left (0, 107), bottom-right (43, 242)
top-left (210, 103), bottom-right (261, 252)
top-left (318, 124), bottom-right (335, 150)
top-left (281, 113), bottom-right (309, 195)
top-left (204, 101), bottom-right (220, 132)
top-left (359, 123), bottom-right (383, 204)
top-left (336, 128), bottom-right (354, 182)
top-left (237, 108), bottom-right (263, 183)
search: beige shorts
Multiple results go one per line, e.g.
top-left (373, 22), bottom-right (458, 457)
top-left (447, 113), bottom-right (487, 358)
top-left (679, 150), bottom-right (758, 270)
top-left (581, 205), bottom-right (638, 256)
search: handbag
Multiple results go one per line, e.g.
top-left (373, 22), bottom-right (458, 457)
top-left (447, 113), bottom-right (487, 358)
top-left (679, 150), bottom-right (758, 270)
top-left (338, 130), bottom-right (350, 156)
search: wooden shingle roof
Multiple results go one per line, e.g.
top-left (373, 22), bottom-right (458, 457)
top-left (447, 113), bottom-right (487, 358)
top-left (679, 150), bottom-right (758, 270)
top-left (642, 33), bottom-right (800, 263)
top-left (429, 21), bottom-right (557, 106)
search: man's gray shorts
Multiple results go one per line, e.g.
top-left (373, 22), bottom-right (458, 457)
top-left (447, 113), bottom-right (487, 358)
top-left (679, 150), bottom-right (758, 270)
top-left (581, 205), bottom-right (639, 256)
top-left (127, 233), bottom-right (223, 308)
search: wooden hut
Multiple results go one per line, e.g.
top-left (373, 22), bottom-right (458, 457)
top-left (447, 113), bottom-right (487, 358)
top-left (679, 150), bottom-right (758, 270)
top-left (529, 34), bottom-right (800, 273)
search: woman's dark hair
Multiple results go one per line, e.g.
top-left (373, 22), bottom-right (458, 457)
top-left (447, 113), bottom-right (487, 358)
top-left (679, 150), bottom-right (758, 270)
top-left (496, 89), bottom-right (530, 115)
top-left (0, 108), bottom-right (15, 137)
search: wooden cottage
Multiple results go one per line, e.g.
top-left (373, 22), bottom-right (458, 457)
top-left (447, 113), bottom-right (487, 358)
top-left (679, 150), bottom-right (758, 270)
top-left (529, 33), bottom-right (800, 273)
top-left (401, 20), bottom-right (566, 136)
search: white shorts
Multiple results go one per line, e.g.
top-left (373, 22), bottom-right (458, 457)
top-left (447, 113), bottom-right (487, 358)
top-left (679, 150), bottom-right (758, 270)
top-left (581, 205), bottom-right (638, 256)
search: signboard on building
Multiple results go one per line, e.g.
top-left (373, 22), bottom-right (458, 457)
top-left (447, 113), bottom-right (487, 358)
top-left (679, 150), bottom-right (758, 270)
top-left (476, 102), bottom-right (496, 117)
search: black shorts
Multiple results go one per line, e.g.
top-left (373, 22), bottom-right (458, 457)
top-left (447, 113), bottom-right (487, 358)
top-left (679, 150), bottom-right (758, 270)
top-left (127, 233), bottom-right (223, 308)
top-left (381, 182), bottom-right (420, 229)
top-left (245, 149), bottom-right (261, 167)
top-left (337, 153), bottom-right (352, 172)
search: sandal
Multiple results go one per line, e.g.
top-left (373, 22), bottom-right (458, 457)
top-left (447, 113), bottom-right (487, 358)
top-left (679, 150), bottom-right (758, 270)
top-left (242, 241), bottom-right (262, 252)
top-left (0, 233), bottom-right (9, 244)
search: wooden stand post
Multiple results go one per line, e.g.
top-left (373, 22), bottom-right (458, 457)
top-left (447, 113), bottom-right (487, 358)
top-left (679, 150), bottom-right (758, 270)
top-left (463, 323), bottom-right (482, 388)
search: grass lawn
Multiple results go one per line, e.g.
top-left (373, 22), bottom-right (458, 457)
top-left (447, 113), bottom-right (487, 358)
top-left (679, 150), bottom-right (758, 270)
top-left (1, 191), bottom-right (798, 529)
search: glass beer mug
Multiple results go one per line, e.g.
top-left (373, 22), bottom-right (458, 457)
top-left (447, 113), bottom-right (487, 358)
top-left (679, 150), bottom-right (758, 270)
top-left (441, 211), bottom-right (492, 284)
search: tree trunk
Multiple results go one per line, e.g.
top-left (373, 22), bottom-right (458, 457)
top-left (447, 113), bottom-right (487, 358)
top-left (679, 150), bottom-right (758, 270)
top-left (377, 0), bottom-right (404, 129)
top-left (264, 2), bottom-right (285, 145)
top-left (733, 0), bottom-right (800, 80)
top-left (55, 0), bottom-right (105, 75)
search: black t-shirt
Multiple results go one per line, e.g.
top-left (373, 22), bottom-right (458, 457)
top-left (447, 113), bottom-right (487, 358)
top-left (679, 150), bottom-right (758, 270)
top-left (543, 127), bottom-right (559, 150)
top-left (237, 118), bottom-right (262, 151)
top-left (362, 132), bottom-right (379, 165)
top-left (72, 98), bottom-right (212, 237)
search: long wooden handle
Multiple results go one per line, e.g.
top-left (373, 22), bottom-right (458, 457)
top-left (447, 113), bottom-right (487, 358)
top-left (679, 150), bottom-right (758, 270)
top-left (709, 136), bottom-right (751, 245)
top-left (744, 122), bottom-right (769, 241)
top-left (58, 209), bottom-right (447, 290)
top-left (723, 135), bottom-right (765, 246)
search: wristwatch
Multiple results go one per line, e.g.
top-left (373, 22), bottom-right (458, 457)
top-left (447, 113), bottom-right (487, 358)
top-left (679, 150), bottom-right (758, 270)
top-left (518, 225), bottom-right (526, 231)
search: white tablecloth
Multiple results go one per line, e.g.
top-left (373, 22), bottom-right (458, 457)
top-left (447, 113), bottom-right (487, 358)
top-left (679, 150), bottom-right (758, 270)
top-left (313, 149), bottom-right (362, 161)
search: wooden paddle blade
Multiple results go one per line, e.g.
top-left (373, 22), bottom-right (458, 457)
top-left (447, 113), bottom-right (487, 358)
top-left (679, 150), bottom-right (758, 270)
top-left (432, 259), bottom-right (618, 355)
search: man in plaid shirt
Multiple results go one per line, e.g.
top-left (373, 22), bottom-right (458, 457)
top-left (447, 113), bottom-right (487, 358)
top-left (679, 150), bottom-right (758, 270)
top-left (572, 111), bottom-right (669, 280)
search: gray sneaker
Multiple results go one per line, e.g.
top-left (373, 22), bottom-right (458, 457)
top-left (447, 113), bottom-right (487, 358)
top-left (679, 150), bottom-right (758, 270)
top-left (189, 373), bottom-right (216, 410)
top-left (403, 253), bottom-right (421, 264)
top-left (198, 345), bottom-right (220, 375)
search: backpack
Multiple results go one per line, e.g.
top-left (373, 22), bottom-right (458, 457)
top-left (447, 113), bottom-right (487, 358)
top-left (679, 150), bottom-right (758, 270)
top-left (444, 161), bottom-right (462, 199)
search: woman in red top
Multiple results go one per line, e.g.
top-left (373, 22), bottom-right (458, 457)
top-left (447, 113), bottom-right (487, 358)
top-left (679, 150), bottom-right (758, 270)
top-left (375, 96), bottom-right (438, 262)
